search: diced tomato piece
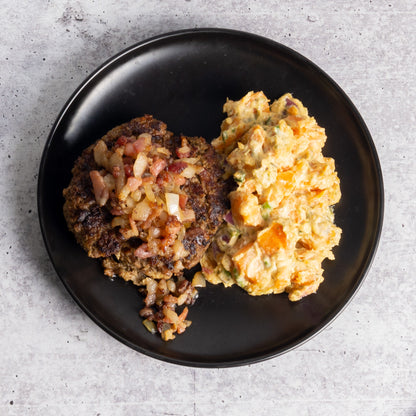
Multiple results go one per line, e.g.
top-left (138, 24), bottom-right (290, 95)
top-left (168, 161), bottom-right (188, 173)
top-left (124, 163), bottom-right (134, 177)
top-left (173, 174), bottom-right (186, 186)
top-left (156, 171), bottom-right (170, 186)
top-left (178, 194), bottom-right (188, 209)
top-left (150, 158), bottom-right (167, 177)
top-left (176, 146), bottom-right (191, 158)
top-left (126, 176), bottom-right (141, 191)
top-left (116, 136), bottom-right (128, 147)
top-left (124, 142), bottom-right (136, 157)
top-left (134, 243), bottom-right (154, 258)
top-left (133, 136), bottom-right (147, 153)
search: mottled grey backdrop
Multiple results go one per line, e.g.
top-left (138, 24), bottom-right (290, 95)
top-left (0, 1), bottom-right (415, 415)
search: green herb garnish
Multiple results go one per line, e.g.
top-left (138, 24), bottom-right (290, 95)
top-left (234, 171), bottom-right (246, 183)
top-left (261, 201), bottom-right (272, 220)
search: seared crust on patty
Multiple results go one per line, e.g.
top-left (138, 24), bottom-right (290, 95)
top-left (63, 115), bottom-right (229, 284)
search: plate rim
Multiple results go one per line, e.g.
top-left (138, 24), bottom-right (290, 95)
top-left (37, 27), bottom-right (384, 367)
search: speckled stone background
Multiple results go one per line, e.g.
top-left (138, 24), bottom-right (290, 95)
top-left (1, 1), bottom-right (415, 415)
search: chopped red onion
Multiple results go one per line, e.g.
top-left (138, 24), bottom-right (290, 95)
top-left (224, 211), bottom-right (234, 225)
top-left (221, 234), bottom-right (230, 243)
top-left (285, 97), bottom-right (296, 107)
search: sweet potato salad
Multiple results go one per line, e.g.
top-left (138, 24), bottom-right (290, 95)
top-left (198, 91), bottom-right (342, 301)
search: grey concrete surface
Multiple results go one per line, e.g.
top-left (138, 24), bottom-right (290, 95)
top-left (0, 1), bottom-right (415, 415)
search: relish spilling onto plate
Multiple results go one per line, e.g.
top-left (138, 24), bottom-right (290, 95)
top-left (198, 91), bottom-right (342, 301)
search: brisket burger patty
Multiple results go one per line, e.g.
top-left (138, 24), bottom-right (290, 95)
top-left (63, 115), bottom-right (229, 284)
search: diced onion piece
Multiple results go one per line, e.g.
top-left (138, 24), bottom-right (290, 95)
top-left (111, 216), bottom-right (128, 228)
top-left (109, 150), bottom-right (125, 194)
top-left (144, 184), bottom-right (156, 202)
top-left (176, 145), bottom-right (191, 158)
top-left (131, 189), bottom-right (142, 202)
top-left (126, 196), bottom-right (136, 208)
top-left (103, 174), bottom-right (115, 191)
top-left (163, 307), bottom-right (179, 325)
top-left (192, 272), bottom-right (206, 287)
top-left (181, 209), bottom-right (195, 223)
top-left (158, 279), bottom-right (168, 295)
top-left (133, 153), bottom-right (148, 178)
top-left (89, 170), bottom-right (109, 206)
top-left (180, 164), bottom-right (203, 178)
top-left (177, 293), bottom-right (188, 306)
top-left (157, 147), bottom-right (171, 156)
top-left (221, 254), bottom-right (233, 271)
top-left (131, 199), bottom-right (152, 221)
top-left (128, 215), bottom-right (139, 236)
top-left (142, 319), bottom-right (157, 334)
top-left (146, 278), bottom-right (157, 295)
top-left (137, 133), bottom-right (152, 147)
top-left (165, 192), bottom-right (182, 220)
top-left (166, 279), bottom-right (176, 292)
top-left (118, 184), bottom-right (131, 201)
top-left (177, 225), bottom-right (186, 242)
top-left (177, 157), bottom-right (199, 164)
top-left (172, 239), bottom-right (189, 261)
top-left (93, 140), bottom-right (109, 168)
top-left (120, 228), bottom-right (139, 240)
top-left (148, 227), bottom-right (162, 238)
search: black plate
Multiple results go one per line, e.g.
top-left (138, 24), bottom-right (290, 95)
top-left (38, 28), bottom-right (383, 367)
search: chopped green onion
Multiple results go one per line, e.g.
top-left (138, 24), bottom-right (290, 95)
top-left (235, 274), bottom-right (247, 288)
top-left (262, 202), bottom-right (272, 210)
top-left (234, 171), bottom-right (246, 183)
top-left (261, 202), bottom-right (272, 220)
top-left (263, 257), bottom-right (271, 268)
top-left (229, 227), bottom-right (240, 238)
top-left (223, 269), bottom-right (232, 278)
top-left (222, 131), bottom-right (228, 142)
top-left (220, 267), bottom-right (234, 284)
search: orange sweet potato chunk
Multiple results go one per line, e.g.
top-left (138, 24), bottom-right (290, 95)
top-left (257, 223), bottom-right (287, 255)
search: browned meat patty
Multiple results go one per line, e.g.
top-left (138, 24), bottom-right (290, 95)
top-left (63, 115), bottom-right (229, 285)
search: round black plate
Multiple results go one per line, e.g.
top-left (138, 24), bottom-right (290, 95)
top-left (38, 28), bottom-right (383, 367)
